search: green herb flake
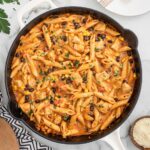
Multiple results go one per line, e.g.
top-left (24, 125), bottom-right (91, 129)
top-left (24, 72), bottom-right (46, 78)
top-left (63, 114), bottom-right (70, 121)
top-left (68, 62), bottom-right (72, 68)
top-left (65, 52), bottom-right (70, 58)
top-left (74, 60), bottom-right (80, 68)
top-left (89, 64), bottom-right (94, 68)
top-left (40, 52), bottom-right (47, 56)
top-left (39, 69), bottom-right (44, 75)
top-left (71, 77), bottom-right (75, 80)
top-left (50, 96), bottom-right (54, 103)
top-left (28, 109), bottom-right (33, 116)
top-left (45, 96), bottom-right (49, 100)
top-left (83, 74), bottom-right (87, 83)
top-left (42, 76), bottom-right (46, 82)
top-left (120, 63), bottom-right (123, 68)
top-left (94, 47), bottom-right (100, 52)
top-left (29, 100), bottom-right (33, 104)
top-left (63, 66), bottom-right (67, 69)
top-left (114, 70), bottom-right (119, 76)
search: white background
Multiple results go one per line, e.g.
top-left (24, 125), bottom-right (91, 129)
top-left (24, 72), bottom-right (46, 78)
top-left (0, 0), bottom-right (150, 150)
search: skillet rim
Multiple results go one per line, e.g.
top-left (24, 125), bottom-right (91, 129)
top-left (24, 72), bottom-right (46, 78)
top-left (5, 6), bottom-right (142, 144)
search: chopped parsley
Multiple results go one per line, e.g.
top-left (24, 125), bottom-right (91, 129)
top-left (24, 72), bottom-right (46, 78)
top-left (83, 74), bottom-right (87, 83)
top-left (68, 62), bottom-right (72, 68)
top-left (65, 52), bottom-right (70, 58)
top-left (114, 70), bottom-right (119, 76)
top-left (74, 60), bottom-right (80, 68)
top-left (49, 76), bottom-right (56, 83)
top-left (71, 77), bottom-right (75, 80)
top-left (89, 64), bottom-right (94, 68)
top-left (50, 96), bottom-right (54, 104)
top-left (63, 114), bottom-right (71, 121)
top-left (39, 69), bottom-right (44, 75)
top-left (63, 66), bottom-right (67, 69)
top-left (99, 104), bottom-right (104, 108)
top-left (28, 109), bottom-right (33, 116)
top-left (95, 47), bottom-right (100, 52)
top-left (42, 76), bottom-right (46, 82)
top-left (40, 52), bottom-right (47, 56)
top-left (29, 100), bottom-right (33, 104)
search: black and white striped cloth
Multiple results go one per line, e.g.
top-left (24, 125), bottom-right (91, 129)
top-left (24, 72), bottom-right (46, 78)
top-left (0, 91), bottom-right (52, 150)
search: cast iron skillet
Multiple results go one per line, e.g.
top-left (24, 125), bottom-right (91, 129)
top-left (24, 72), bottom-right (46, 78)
top-left (5, 7), bottom-right (142, 144)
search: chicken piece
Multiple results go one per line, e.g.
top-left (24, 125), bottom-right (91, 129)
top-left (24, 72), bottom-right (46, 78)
top-left (98, 100), bottom-right (112, 114)
top-left (95, 40), bottom-right (105, 51)
top-left (122, 82), bottom-right (132, 93)
top-left (71, 72), bottom-right (83, 86)
top-left (96, 71), bottom-right (110, 81)
top-left (94, 21), bottom-right (106, 32)
top-left (111, 39), bottom-right (122, 51)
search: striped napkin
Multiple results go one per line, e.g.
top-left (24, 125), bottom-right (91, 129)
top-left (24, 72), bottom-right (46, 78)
top-left (0, 91), bottom-right (52, 150)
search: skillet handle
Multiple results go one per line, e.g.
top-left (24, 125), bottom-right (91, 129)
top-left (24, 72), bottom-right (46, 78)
top-left (17, 0), bottom-right (57, 29)
top-left (101, 128), bottom-right (126, 150)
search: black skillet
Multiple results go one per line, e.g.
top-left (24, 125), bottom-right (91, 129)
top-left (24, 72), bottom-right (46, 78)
top-left (5, 3), bottom-right (142, 145)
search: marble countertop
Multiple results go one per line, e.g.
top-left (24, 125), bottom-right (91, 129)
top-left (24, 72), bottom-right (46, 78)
top-left (0, 0), bottom-right (150, 150)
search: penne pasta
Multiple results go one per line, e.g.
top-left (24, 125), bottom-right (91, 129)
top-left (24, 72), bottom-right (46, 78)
top-left (10, 63), bottom-right (23, 78)
top-left (42, 25), bottom-right (52, 49)
top-left (90, 34), bottom-right (96, 61)
top-left (63, 45), bottom-right (81, 57)
top-left (26, 54), bottom-right (38, 77)
top-left (87, 70), bottom-right (92, 92)
top-left (110, 100), bottom-right (128, 110)
top-left (94, 92), bottom-right (115, 104)
top-left (101, 110), bottom-right (116, 130)
top-left (11, 13), bottom-right (136, 138)
top-left (43, 117), bottom-right (60, 132)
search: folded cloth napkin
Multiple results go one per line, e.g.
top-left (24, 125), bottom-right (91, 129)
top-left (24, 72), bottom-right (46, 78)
top-left (0, 91), bottom-right (52, 150)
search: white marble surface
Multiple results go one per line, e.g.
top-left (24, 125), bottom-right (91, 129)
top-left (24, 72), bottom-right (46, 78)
top-left (0, 0), bottom-right (150, 150)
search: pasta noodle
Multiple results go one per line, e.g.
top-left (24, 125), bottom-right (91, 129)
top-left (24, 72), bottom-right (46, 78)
top-left (10, 13), bottom-right (136, 138)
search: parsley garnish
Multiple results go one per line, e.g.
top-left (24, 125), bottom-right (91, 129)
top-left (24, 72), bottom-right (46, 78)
top-left (39, 69), bottom-right (44, 75)
top-left (0, 9), bottom-right (10, 34)
top-left (63, 114), bottom-right (71, 121)
top-left (65, 52), bottom-right (70, 58)
top-left (63, 66), bottom-right (67, 69)
top-left (0, 0), bottom-right (20, 4)
top-left (68, 62), bottom-right (72, 68)
top-left (83, 74), bottom-right (87, 83)
top-left (74, 60), bottom-right (80, 68)
top-left (95, 47), bottom-right (100, 52)
top-left (0, 0), bottom-right (20, 34)
top-left (28, 109), bottom-right (33, 116)
top-left (114, 70), bottom-right (119, 76)
top-left (42, 76), bottom-right (46, 82)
